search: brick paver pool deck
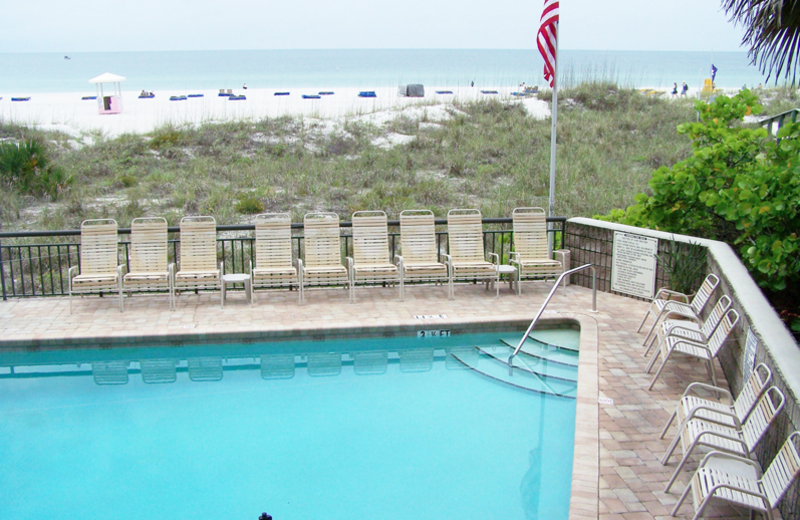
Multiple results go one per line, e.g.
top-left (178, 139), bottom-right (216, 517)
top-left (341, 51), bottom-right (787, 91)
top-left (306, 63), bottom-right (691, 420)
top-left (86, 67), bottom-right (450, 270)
top-left (0, 282), bottom-right (768, 519)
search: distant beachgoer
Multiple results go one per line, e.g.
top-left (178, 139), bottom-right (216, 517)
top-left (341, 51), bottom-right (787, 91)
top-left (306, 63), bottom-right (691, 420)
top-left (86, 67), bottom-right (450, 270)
top-left (471, 81), bottom-right (474, 87)
top-left (671, 83), bottom-right (678, 97)
top-left (520, 82), bottom-right (526, 90)
top-left (141, 90), bottom-right (147, 96)
top-left (758, 83), bottom-right (763, 89)
top-left (243, 83), bottom-right (248, 90)
top-left (681, 82), bottom-right (688, 96)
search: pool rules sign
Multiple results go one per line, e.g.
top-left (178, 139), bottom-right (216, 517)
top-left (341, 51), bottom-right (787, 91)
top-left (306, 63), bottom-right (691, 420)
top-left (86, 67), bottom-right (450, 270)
top-left (611, 232), bottom-right (658, 299)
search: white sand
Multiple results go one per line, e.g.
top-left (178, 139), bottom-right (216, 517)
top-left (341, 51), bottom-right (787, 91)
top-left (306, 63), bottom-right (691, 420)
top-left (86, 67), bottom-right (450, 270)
top-left (1, 87), bottom-right (550, 138)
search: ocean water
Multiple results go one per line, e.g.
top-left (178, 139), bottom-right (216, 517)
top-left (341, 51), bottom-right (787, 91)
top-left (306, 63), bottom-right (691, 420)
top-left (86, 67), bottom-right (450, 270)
top-left (0, 48), bottom-right (772, 94)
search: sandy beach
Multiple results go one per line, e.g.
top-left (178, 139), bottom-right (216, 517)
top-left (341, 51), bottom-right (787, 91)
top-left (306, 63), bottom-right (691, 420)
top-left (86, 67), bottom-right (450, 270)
top-left (1, 86), bottom-right (551, 138)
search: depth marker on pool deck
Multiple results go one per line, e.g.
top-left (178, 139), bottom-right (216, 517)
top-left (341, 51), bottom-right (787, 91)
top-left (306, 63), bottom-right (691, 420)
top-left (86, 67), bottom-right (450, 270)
top-left (413, 314), bottom-right (447, 319)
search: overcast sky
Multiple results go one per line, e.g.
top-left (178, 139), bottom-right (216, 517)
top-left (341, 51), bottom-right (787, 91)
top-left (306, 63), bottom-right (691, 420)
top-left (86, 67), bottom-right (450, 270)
top-left (2, 0), bottom-right (746, 53)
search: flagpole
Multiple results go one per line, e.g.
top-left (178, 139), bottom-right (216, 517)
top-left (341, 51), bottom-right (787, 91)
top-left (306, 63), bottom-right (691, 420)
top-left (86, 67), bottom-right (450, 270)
top-left (547, 22), bottom-right (559, 254)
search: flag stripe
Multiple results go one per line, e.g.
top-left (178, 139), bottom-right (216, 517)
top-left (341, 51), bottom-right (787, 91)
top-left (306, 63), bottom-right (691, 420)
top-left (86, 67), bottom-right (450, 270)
top-left (537, 0), bottom-right (560, 87)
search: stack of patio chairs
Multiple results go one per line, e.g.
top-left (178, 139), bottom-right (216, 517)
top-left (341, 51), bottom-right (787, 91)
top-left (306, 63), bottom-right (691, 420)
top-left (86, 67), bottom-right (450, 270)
top-left (395, 209), bottom-right (449, 300)
top-left (347, 211), bottom-right (399, 303)
top-left (509, 207), bottom-right (563, 294)
top-left (298, 212), bottom-right (349, 304)
top-left (250, 212), bottom-right (299, 304)
top-left (123, 217), bottom-right (174, 310)
top-left (637, 273), bottom-right (720, 346)
top-left (173, 216), bottom-right (222, 307)
top-left (443, 209), bottom-right (499, 298)
top-left (69, 219), bottom-right (124, 313)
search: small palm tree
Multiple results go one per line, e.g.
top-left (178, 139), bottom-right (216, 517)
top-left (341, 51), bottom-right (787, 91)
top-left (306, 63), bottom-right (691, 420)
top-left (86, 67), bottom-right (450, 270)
top-left (723, 0), bottom-right (800, 83)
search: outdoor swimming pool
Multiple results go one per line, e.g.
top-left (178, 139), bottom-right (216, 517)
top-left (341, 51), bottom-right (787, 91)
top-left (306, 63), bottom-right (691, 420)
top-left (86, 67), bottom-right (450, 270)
top-left (0, 329), bottom-right (579, 519)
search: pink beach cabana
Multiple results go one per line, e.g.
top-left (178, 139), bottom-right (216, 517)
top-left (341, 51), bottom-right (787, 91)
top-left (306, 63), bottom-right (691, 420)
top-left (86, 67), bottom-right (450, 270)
top-left (89, 72), bottom-right (125, 115)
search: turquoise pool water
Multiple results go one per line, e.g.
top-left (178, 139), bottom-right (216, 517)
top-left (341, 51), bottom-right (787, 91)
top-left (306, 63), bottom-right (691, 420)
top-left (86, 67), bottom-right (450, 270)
top-left (0, 330), bottom-right (578, 520)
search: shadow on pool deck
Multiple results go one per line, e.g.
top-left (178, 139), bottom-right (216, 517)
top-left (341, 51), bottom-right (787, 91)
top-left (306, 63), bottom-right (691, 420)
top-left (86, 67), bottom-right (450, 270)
top-left (0, 283), bottom-right (776, 519)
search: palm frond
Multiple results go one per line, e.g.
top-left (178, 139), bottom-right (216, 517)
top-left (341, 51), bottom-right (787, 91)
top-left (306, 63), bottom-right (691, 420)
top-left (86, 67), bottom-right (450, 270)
top-left (722, 0), bottom-right (800, 84)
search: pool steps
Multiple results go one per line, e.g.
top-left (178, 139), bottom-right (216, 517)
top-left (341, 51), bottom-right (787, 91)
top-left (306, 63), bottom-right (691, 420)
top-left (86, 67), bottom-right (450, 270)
top-left (499, 336), bottom-right (579, 367)
top-left (450, 346), bottom-right (577, 398)
top-left (478, 345), bottom-right (578, 382)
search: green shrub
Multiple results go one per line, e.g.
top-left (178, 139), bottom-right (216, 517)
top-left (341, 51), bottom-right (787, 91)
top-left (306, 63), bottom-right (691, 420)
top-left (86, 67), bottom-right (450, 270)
top-left (234, 194), bottom-right (265, 214)
top-left (0, 138), bottom-right (73, 199)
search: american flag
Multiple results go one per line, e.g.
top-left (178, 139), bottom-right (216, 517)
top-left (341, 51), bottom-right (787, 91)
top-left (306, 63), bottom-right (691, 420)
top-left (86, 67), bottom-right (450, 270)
top-left (538, 0), bottom-right (560, 88)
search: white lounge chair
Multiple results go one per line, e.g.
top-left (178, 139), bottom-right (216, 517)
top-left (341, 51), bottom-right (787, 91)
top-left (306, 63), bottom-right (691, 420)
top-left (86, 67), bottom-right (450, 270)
top-left (645, 308), bottom-right (739, 390)
top-left (68, 219), bottom-right (124, 313)
top-left (638, 273), bottom-right (720, 345)
top-left (123, 217), bottom-right (174, 310)
top-left (662, 386), bottom-right (785, 493)
top-left (509, 207), bottom-right (563, 294)
top-left (173, 216), bottom-right (222, 307)
top-left (346, 210), bottom-right (399, 303)
top-left (443, 209), bottom-right (499, 298)
top-left (298, 212), bottom-right (348, 304)
top-left (672, 431), bottom-right (800, 520)
top-left (396, 209), bottom-right (449, 301)
top-left (660, 362), bottom-right (772, 439)
top-left (643, 294), bottom-right (731, 358)
top-left (250, 213), bottom-right (299, 304)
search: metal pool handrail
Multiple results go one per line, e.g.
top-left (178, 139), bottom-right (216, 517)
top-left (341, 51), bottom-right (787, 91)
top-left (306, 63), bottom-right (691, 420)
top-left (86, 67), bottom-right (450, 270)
top-left (507, 263), bottom-right (596, 374)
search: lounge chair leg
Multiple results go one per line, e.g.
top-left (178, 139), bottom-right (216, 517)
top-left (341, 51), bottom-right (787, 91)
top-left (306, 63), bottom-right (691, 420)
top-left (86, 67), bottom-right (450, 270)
top-left (643, 332), bottom-right (660, 357)
top-left (644, 349), bottom-right (661, 373)
top-left (648, 354), bottom-right (671, 390)
top-left (660, 410), bottom-right (677, 439)
top-left (661, 431), bottom-right (682, 465)
top-left (636, 309), bottom-right (651, 332)
top-left (671, 479), bottom-right (693, 516)
top-left (664, 453), bottom-right (689, 493)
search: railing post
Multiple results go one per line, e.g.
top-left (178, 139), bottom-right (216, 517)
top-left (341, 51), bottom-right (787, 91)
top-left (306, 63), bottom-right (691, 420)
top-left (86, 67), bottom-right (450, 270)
top-left (0, 236), bottom-right (7, 301)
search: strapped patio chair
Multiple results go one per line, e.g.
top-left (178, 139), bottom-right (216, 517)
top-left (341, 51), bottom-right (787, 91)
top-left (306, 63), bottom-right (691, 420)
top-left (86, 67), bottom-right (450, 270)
top-left (68, 219), bottom-right (124, 313)
top-left (173, 216), bottom-right (222, 307)
top-left (646, 308), bottom-right (739, 390)
top-left (508, 207), bottom-right (563, 294)
top-left (661, 386), bottom-right (785, 493)
top-left (298, 212), bottom-right (348, 304)
top-left (643, 295), bottom-right (732, 358)
top-left (638, 273), bottom-right (720, 345)
top-left (346, 211), bottom-right (399, 303)
top-left (660, 363), bottom-right (772, 439)
top-left (396, 209), bottom-right (449, 301)
top-left (250, 213), bottom-right (299, 304)
top-left (443, 209), bottom-right (499, 298)
top-left (672, 431), bottom-right (800, 520)
top-left (123, 217), bottom-right (174, 310)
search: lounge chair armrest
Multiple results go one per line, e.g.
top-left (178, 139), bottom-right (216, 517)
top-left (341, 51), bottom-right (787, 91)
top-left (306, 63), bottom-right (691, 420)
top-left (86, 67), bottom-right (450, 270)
top-left (394, 254), bottom-right (403, 268)
top-left (219, 262), bottom-right (224, 276)
top-left (248, 259), bottom-right (253, 274)
top-left (509, 252), bottom-right (520, 264)
top-left (68, 265), bottom-right (78, 279)
top-left (664, 323), bottom-right (708, 338)
top-left (441, 253), bottom-right (452, 265)
top-left (487, 252), bottom-right (499, 265)
top-left (683, 404), bottom-right (738, 424)
top-left (117, 264), bottom-right (125, 277)
top-left (168, 263), bottom-right (175, 278)
top-left (683, 382), bottom-right (733, 401)
top-left (346, 257), bottom-right (354, 278)
top-left (297, 258), bottom-right (305, 273)
top-left (554, 250), bottom-right (567, 266)
top-left (654, 287), bottom-right (689, 302)
top-left (697, 450), bottom-right (761, 471)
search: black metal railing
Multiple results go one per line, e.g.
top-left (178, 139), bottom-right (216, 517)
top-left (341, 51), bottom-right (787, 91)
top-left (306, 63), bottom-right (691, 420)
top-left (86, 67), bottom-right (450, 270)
top-left (0, 217), bottom-right (566, 300)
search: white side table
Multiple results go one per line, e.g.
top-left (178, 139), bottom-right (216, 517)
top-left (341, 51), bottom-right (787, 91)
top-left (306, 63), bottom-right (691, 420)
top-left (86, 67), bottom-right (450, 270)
top-left (221, 273), bottom-right (252, 307)
top-left (496, 265), bottom-right (518, 294)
